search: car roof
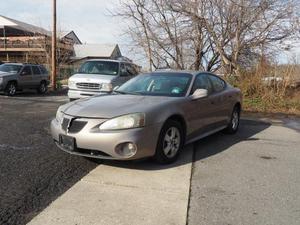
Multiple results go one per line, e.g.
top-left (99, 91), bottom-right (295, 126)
top-left (1, 63), bottom-right (42, 66)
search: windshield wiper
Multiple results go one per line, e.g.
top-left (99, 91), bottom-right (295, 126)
top-left (113, 90), bottom-right (142, 95)
top-left (113, 90), bottom-right (128, 95)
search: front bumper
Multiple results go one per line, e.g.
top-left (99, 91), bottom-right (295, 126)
top-left (50, 116), bottom-right (162, 160)
top-left (68, 89), bottom-right (108, 99)
top-left (0, 81), bottom-right (7, 91)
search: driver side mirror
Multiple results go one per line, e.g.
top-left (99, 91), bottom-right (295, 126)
top-left (20, 71), bottom-right (28, 76)
top-left (191, 89), bottom-right (208, 100)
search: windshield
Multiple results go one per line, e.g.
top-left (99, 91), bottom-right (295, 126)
top-left (0, 64), bottom-right (22, 73)
top-left (117, 73), bottom-right (192, 97)
top-left (78, 61), bottom-right (119, 76)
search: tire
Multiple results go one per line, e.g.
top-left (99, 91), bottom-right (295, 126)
top-left (5, 82), bottom-right (17, 96)
top-left (223, 105), bottom-right (240, 134)
top-left (37, 81), bottom-right (48, 94)
top-left (154, 120), bottom-right (184, 164)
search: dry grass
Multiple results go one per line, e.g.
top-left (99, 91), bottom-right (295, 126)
top-left (226, 63), bottom-right (300, 116)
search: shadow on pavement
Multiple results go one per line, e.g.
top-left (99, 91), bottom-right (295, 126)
top-left (99, 119), bottom-right (271, 171)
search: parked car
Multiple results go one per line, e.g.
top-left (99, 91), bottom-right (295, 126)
top-left (0, 63), bottom-right (49, 96)
top-left (51, 71), bottom-right (242, 164)
top-left (68, 59), bottom-right (139, 101)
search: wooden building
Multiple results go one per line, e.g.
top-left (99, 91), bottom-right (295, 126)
top-left (0, 15), bottom-right (80, 65)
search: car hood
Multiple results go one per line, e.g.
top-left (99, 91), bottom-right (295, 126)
top-left (63, 94), bottom-right (176, 118)
top-left (70, 73), bottom-right (116, 83)
top-left (0, 71), bottom-right (15, 77)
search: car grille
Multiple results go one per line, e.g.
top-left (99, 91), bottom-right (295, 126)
top-left (61, 118), bottom-right (87, 133)
top-left (76, 82), bottom-right (101, 90)
top-left (62, 118), bottom-right (70, 131)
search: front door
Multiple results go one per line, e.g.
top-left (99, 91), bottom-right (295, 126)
top-left (18, 65), bottom-right (33, 88)
top-left (184, 74), bottom-right (216, 140)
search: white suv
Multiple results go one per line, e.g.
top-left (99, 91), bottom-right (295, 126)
top-left (68, 59), bottom-right (139, 100)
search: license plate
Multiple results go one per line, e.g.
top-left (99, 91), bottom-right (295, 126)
top-left (59, 135), bottom-right (75, 151)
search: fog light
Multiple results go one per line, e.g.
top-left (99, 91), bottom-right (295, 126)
top-left (116, 142), bottom-right (137, 157)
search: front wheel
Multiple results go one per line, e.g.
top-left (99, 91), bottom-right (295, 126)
top-left (154, 120), bottom-right (184, 164)
top-left (223, 106), bottom-right (240, 134)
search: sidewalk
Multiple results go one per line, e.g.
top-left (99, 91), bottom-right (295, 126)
top-left (28, 145), bottom-right (193, 225)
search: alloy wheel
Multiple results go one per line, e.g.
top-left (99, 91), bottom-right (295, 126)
top-left (163, 127), bottom-right (181, 158)
top-left (8, 83), bottom-right (16, 96)
top-left (231, 110), bottom-right (239, 130)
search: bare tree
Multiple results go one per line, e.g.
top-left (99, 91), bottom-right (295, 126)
top-left (172, 0), bottom-right (300, 75)
top-left (115, 0), bottom-right (221, 71)
top-left (115, 0), bottom-right (299, 74)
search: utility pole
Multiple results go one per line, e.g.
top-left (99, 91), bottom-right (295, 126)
top-left (51, 0), bottom-right (57, 91)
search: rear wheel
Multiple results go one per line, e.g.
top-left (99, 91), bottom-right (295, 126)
top-left (154, 120), bottom-right (183, 164)
top-left (37, 81), bottom-right (48, 94)
top-left (223, 106), bottom-right (240, 134)
top-left (5, 82), bottom-right (17, 96)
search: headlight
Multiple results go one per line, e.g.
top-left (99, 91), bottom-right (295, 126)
top-left (56, 108), bottom-right (64, 123)
top-left (101, 83), bottom-right (113, 92)
top-left (99, 113), bottom-right (145, 131)
top-left (68, 80), bottom-right (76, 88)
top-left (0, 77), bottom-right (3, 84)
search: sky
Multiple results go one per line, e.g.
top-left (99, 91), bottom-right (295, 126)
top-left (0, 0), bottom-right (135, 56)
top-left (0, 0), bottom-right (299, 66)
top-left (1, 0), bottom-right (122, 43)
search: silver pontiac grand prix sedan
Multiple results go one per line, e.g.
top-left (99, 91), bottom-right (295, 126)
top-left (51, 71), bottom-right (242, 164)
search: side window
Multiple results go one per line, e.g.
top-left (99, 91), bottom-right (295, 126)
top-left (126, 64), bottom-right (136, 76)
top-left (120, 63), bottom-right (128, 76)
top-left (39, 65), bottom-right (48, 74)
top-left (208, 75), bottom-right (226, 93)
top-left (191, 74), bottom-right (213, 95)
top-left (20, 66), bottom-right (32, 76)
top-left (131, 64), bottom-right (139, 76)
top-left (32, 66), bottom-right (42, 75)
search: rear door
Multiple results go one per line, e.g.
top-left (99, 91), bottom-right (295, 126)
top-left (206, 74), bottom-right (230, 127)
top-left (31, 65), bottom-right (43, 87)
top-left (18, 65), bottom-right (33, 88)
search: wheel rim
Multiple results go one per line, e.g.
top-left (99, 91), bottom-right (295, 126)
top-left (232, 110), bottom-right (239, 130)
top-left (163, 127), bottom-right (181, 158)
top-left (40, 83), bottom-right (46, 92)
top-left (8, 84), bottom-right (16, 95)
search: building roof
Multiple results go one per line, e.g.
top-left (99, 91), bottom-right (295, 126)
top-left (0, 15), bottom-right (51, 36)
top-left (61, 31), bottom-right (82, 44)
top-left (73, 44), bottom-right (121, 59)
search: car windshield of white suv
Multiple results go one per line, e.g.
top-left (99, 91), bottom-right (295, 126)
top-left (78, 61), bottom-right (119, 76)
top-left (116, 73), bottom-right (192, 97)
top-left (0, 64), bottom-right (22, 73)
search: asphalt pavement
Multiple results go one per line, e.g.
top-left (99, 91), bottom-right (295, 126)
top-left (0, 93), bottom-right (97, 225)
top-left (188, 119), bottom-right (300, 225)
